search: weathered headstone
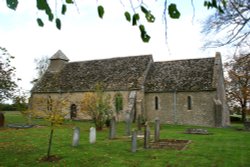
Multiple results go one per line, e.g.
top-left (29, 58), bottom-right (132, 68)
top-left (131, 130), bottom-right (137, 153)
top-left (137, 114), bottom-right (142, 131)
top-left (89, 127), bottom-right (96, 144)
top-left (154, 117), bottom-right (160, 142)
top-left (72, 127), bottom-right (80, 147)
top-left (144, 122), bottom-right (150, 149)
top-left (0, 112), bottom-right (4, 127)
top-left (125, 111), bottom-right (131, 136)
top-left (109, 116), bottom-right (116, 139)
top-left (244, 121), bottom-right (250, 131)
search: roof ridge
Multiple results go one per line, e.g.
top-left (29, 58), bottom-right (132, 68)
top-left (155, 57), bottom-right (214, 63)
top-left (68, 54), bottom-right (152, 64)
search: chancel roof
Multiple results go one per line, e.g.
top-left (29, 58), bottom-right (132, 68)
top-left (144, 57), bottom-right (216, 92)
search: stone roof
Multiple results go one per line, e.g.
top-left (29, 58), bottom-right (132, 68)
top-left (144, 57), bottom-right (216, 92)
top-left (32, 55), bottom-right (153, 93)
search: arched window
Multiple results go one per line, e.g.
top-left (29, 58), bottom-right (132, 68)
top-left (70, 104), bottom-right (77, 119)
top-left (47, 96), bottom-right (52, 112)
top-left (155, 96), bottom-right (159, 110)
top-left (115, 93), bottom-right (123, 113)
top-left (187, 96), bottom-right (192, 110)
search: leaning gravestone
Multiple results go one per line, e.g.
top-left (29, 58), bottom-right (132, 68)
top-left (244, 121), bottom-right (250, 131)
top-left (109, 116), bottom-right (116, 139)
top-left (137, 114), bottom-right (142, 131)
top-left (72, 127), bottom-right (80, 147)
top-left (0, 112), bottom-right (4, 127)
top-left (89, 127), bottom-right (96, 144)
top-left (131, 130), bottom-right (137, 153)
top-left (144, 122), bottom-right (150, 149)
top-left (125, 112), bottom-right (131, 136)
top-left (154, 117), bottom-right (160, 142)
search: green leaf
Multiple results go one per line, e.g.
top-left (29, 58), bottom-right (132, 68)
top-left (61, 4), bottom-right (67, 15)
top-left (124, 11), bottom-right (131, 22)
top-left (168, 3), bottom-right (180, 19)
top-left (222, 0), bottom-right (227, 7)
top-left (145, 12), bottom-right (155, 23)
top-left (140, 6), bottom-right (148, 14)
top-left (37, 18), bottom-right (44, 27)
top-left (212, 0), bottom-right (217, 8)
top-left (46, 9), bottom-right (54, 21)
top-left (218, 5), bottom-right (225, 14)
top-left (97, 5), bottom-right (105, 19)
top-left (139, 24), bottom-right (145, 32)
top-left (66, 0), bottom-right (74, 4)
top-left (56, 18), bottom-right (61, 30)
top-left (132, 13), bottom-right (140, 26)
top-left (36, 0), bottom-right (48, 10)
top-left (139, 25), bottom-right (150, 43)
top-left (141, 31), bottom-right (150, 43)
top-left (6, 0), bottom-right (18, 10)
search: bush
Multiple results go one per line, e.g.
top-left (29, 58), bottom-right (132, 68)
top-left (230, 115), bottom-right (242, 122)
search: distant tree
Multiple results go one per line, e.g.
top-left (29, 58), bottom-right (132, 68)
top-left (12, 95), bottom-right (27, 111)
top-left (5, 0), bottom-right (227, 42)
top-left (0, 47), bottom-right (18, 103)
top-left (0, 103), bottom-right (15, 111)
top-left (202, 0), bottom-right (250, 49)
top-left (225, 53), bottom-right (250, 122)
top-left (81, 84), bottom-right (112, 130)
top-left (31, 55), bottom-right (49, 84)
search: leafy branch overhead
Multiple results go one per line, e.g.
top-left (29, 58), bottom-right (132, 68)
top-left (5, 0), bottom-right (228, 43)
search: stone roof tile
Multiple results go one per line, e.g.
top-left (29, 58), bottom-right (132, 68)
top-left (32, 55), bottom-right (153, 93)
top-left (144, 57), bottom-right (215, 92)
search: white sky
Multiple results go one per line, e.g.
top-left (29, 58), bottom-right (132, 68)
top-left (0, 0), bottom-right (231, 95)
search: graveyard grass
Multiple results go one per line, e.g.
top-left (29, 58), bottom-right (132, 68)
top-left (1, 112), bottom-right (250, 167)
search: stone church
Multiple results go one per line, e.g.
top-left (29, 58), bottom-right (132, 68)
top-left (30, 50), bottom-right (230, 127)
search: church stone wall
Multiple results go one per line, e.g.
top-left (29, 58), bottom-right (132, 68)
top-left (30, 90), bottom-right (144, 121)
top-left (145, 91), bottom-right (217, 127)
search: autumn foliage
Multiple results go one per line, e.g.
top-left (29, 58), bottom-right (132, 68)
top-left (81, 84), bottom-right (112, 130)
top-left (225, 54), bottom-right (250, 122)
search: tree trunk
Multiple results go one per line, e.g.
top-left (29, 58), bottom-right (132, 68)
top-left (241, 105), bottom-right (247, 122)
top-left (47, 126), bottom-right (54, 158)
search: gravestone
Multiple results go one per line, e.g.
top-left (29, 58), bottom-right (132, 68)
top-left (144, 122), bottom-right (150, 149)
top-left (154, 118), bottom-right (160, 142)
top-left (0, 112), bottom-right (4, 127)
top-left (185, 128), bottom-right (209, 135)
top-left (131, 130), bottom-right (137, 153)
top-left (137, 114), bottom-right (142, 131)
top-left (109, 116), bottom-right (116, 139)
top-left (244, 121), bottom-right (250, 131)
top-left (125, 111), bottom-right (131, 136)
top-left (89, 127), bottom-right (96, 144)
top-left (72, 127), bottom-right (80, 147)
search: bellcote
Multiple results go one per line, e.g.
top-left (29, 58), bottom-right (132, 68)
top-left (47, 50), bottom-right (69, 72)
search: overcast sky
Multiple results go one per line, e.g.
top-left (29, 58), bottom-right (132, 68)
top-left (0, 0), bottom-right (231, 95)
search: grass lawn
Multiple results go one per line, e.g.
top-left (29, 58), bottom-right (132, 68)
top-left (1, 111), bottom-right (250, 167)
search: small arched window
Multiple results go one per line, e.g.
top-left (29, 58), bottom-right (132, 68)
top-left (187, 96), bottom-right (192, 110)
top-left (155, 96), bottom-right (159, 110)
top-left (70, 104), bottom-right (77, 119)
top-left (47, 96), bottom-right (52, 112)
top-left (115, 93), bottom-right (123, 113)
